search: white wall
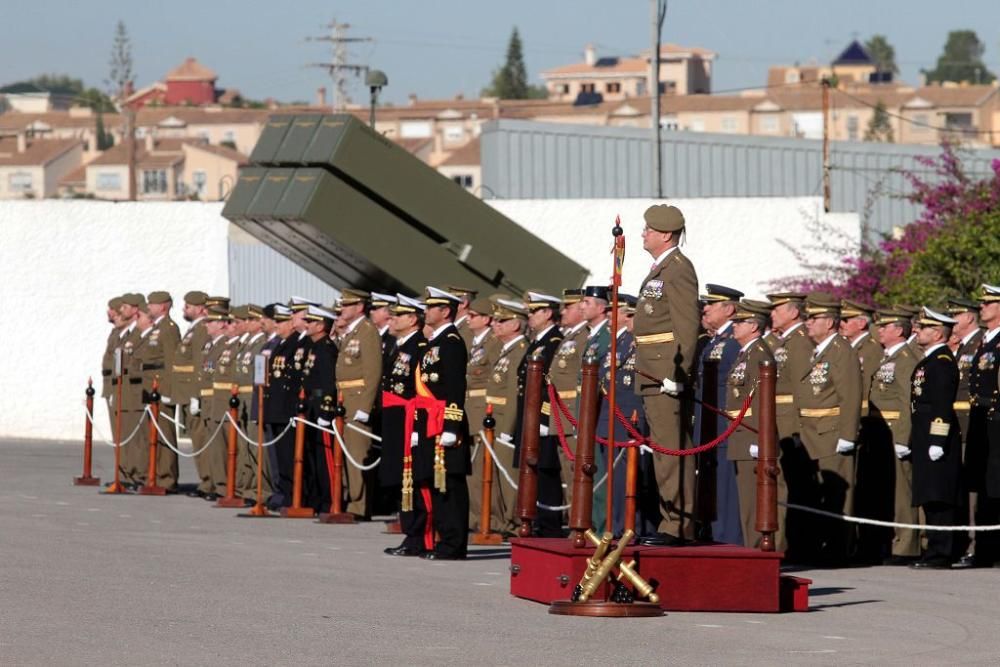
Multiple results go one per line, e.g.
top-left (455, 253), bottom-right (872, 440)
top-left (0, 201), bottom-right (229, 441)
top-left (488, 197), bottom-right (859, 299)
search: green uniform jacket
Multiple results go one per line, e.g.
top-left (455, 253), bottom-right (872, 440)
top-left (794, 334), bottom-right (862, 459)
top-left (172, 319), bottom-right (209, 405)
top-left (852, 332), bottom-right (883, 412)
top-left (466, 331), bottom-right (502, 433)
top-left (118, 325), bottom-right (143, 412)
top-left (546, 323), bottom-right (588, 429)
top-left (764, 322), bottom-right (815, 440)
top-left (485, 337), bottom-right (528, 441)
top-left (726, 338), bottom-right (775, 461)
top-left (210, 337), bottom-right (242, 420)
top-left (868, 341), bottom-right (917, 445)
top-left (235, 332), bottom-right (269, 418)
top-left (633, 248), bottom-right (700, 395)
top-left (101, 327), bottom-right (121, 399)
top-left (150, 316), bottom-right (181, 400)
top-left (335, 317), bottom-right (383, 418)
top-left (196, 335), bottom-right (227, 415)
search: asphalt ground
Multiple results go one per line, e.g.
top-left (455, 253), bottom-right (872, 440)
top-left (2, 439), bottom-right (999, 666)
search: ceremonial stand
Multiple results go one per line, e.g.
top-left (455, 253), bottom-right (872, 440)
top-left (280, 390), bottom-right (314, 518)
top-left (471, 405), bottom-right (503, 545)
top-left (74, 379), bottom-right (100, 486)
top-left (318, 395), bottom-right (355, 524)
top-left (139, 379), bottom-right (167, 495)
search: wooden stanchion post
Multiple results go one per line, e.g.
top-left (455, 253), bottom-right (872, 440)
top-left (75, 378), bottom-right (100, 486)
top-left (103, 355), bottom-right (127, 494)
top-left (755, 360), bottom-right (778, 551)
top-left (282, 389), bottom-right (314, 518)
top-left (515, 354), bottom-right (545, 537)
top-left (569, 359), bottom-right (600, 547)
top-left (217, 386), bottom-right (244, 508)
top-left (623, 411), bottom-right (640, 535)
top-left (605, 218), bottom-right (625, 534)
top-left (319, 394), bottom-right (354, 524)
top-left (472, 404), bottom-right (503, 545)
top-left (244, 382), bottom-right (272, 517)
top-left (139, 378), bottom-right (167, 495)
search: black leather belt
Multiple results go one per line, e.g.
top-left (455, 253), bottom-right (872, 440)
top-left (141, 363), bottom-right (165, 371)
top-left (101, 369), bottom-right (112, 376)
top-left (128, 378), bottom-right (142, 385)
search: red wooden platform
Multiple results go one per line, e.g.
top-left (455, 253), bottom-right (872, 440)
top-left (509, 538), bottom-right (810, 613)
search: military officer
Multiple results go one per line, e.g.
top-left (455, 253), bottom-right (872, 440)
top-left (946, 297), bottom-right (984, 568)
top-left (144, 291), bottom-right (181, 490)
top-left (868, 308), bottom-right (920, 563)
top-left (963, 284), bottom-right (1000, 567)
top-left (484, 299), bottom-right (529, 534)
top-left (447, 285), bottom-right (478, 348)
top-left (264, 304), bottom-right (299, 509)
top-left (382, 295), bottom-right (429, 556)
top-left (633, 205), bottom-right (701, 547)
top-left (203, 305), bottom-right (237, 499)
top-left (724, 300), bottom-right (776, 547)
top-left (840, 300), bottom-right (883, 402)
top-left (521, 290), bottom-right (567, 537)
top-left (894, 304), bottom-right (923, 355)
top-left (125, 300), bottom-right (163, 487)
top-left (909, 308), bottom-right (963, 569)
top-left (764, 291), bottom-right (813, 554)
top-left (335, 288), bottom-right (384, 519)
top-left (101, 296), bottom-right (125, 436)
top-left (369, 292), bottom-right (396, 363)
top-left (234, 305), bottom-right (270, 502)
top-left (694, 284), bottom-right (744, 545)
top-left (174, 291), bottom-right (211, 496)
top-left (115, 293), bottom-right (144, 487)
top-left (464, 297), bottom-right (501, 530)
top-left (792, 292), bottom-right (862, 564)
top-left (301, 305), bottom-right (339, 513)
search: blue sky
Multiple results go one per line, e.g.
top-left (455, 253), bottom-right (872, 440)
top-left (4, 0), bottom-right (999, 104)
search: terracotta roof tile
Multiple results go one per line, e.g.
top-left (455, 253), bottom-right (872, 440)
top-left (59, 163), bottom-right (87, 185)
top-left (439, 138), bottom-right (480, 166)
top-left (166, 57), bottom-right (217, 82)
top-left (0, 137), bottom-right (80, 166)
top-left (183, 141), bottom-right (248, 163)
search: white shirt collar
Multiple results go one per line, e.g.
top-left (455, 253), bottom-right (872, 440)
top-left (120, 321), bottom-right (136, 338)
top-left (297, 330), bottom-right (307, 340)
top-left (211, 334), bottom-right (225, 345)
top-left (924, 342), bottom-right (946, 358)
top-left (740, 336), bottom-right (761, 353)
top-left (985, 326), bottom-right (1000, 344)
top-left (428, 322), bottom-right (453, 342)
top-left (248, 331), bottom-right (264, 344)
top-left (850, 330), bottom-right (870, 349)
top-left (473, 329), bottom-right (490, 346)
top-left (716, 320), bottom-right (733, 336)
top-left (154, 314), bottom-right (165, 325)
top-left (564, 321), bottom-right (587, 337)
top-left (885, 341), bottom-right (907, 357)
top-left (907, 333), bottom-right (917, 344)
top-left (588, 319), bottom-right (608, 337)
top-left (378, 324), bottom-right (390, 336)
top-left (814, 333), bottom-right (838, 357)
top-left (535, 324), bottom-right (556, 341)
top-left (454, 315), bottom-right (468, 328)
top-left (395, 330), bottom-right (418, 347)
top-left (651, 245), bottom-right (678, 269)
top-left (346, 315), bottom-right (365, 335)
top-left (267, 331), bottom-right (277, 341)
top-left (227, 335), bottom-right (241, 344)
top-left (502, 334), bottom-right (525, 353)
top-left (780, 321), bottom-right (804, 339)
top-left (139, 326), bottom-right (153, 339)
top-left (961, 328), bottom-right (981, 346)
top-left (617, 326), bottom-right (628, 339)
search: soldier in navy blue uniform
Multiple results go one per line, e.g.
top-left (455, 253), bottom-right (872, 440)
top-left (908, 308), bottom-right (963, 569)
top-left (692, 284), bottom-right (744, 544)
top-left (414, 287), bottom-right (470, 560)
top-left (515, 291), bottom-right (565, 537)
top-left (301, 306), bottom-right (339, 513)
top-left (263, 305), bottom-right (300, 510)
top-left (382, 296), bottom-right (429, 556)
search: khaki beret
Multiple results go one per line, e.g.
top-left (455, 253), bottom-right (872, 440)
top-left (840, 299), bottom-right (874, 319)
top-left (732, 299), bottom-right (773, 321)
top-left (120, 293), bottom-right (145, 308)
top-left (805, 292), bottom-right (840, 318)
top-left (205, 296), bottom-right (230, 309)
top-left (108, 296), bottom-right (123, 310)
top-left (643, 204), bottom-right (685, 233)
top-left (874, 308), bottom-right (910, 326)
top-left (147, 291), bottom-right (172, 305)
top-left (767, 291), bottom-right (806, 306)
top-left (469, 297), bottom-right (494, 317)
top-left (184, 290), bottom-right (208, 306)
top-left (340, 288), bottom-right (370, 306)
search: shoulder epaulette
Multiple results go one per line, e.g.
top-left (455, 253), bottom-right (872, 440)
top-left (447, 332), bottom-right (461, 340)
top-left (937, 354), bottom-right (952, 361)
top-left (900, 348), bottom-right (911, 357)
top-left (417, 342), bottom-right (427, 347)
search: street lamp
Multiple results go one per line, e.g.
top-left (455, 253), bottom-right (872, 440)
top-left (365, 69), bottom-right (388, 129)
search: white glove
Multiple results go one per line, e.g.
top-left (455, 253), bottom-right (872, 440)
top-left (928, 445), bottom-right (944, 461)
top-left (410, 432), bottom-right (419, 447)
top-left (660, 377), bottom-right (682, 396)
top-left (639, 445), bottom-right (653, 455)
top-left (353, 409), bottom-right (369, 423)
top-left (836, 438), bottom-right (855, 454)
top-left (317, 417), bottom-right (331, 428)
top-left (498, 432), bottom-right (513, 444)
top-left (161, 395), bottom-right (172, 405)
top-left (894, 443), bottom-right (911, 459)
top-left (189, 397), bottom-right (201, 416)
top-left (749, 444), bottom-right (759, 459)
top-left (539, 424), bottom-right (550, 437)
top-left (440, 432), bottom-right (458, 447)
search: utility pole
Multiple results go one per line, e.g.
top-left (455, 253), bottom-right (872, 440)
top-left (126, 105), bottom-right (136, 201)
top-left (306, 19), bottom-right (372, 111)
top-left (650, 0), bottom-right (667, 198)
top-left (821, 77), bottom-right (831, 212)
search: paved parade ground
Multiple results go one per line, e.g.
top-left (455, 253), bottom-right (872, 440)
top-left (2, 439), bottom-right (998, 666)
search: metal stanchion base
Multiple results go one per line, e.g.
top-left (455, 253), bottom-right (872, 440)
top-left (237, 504), bottom-right (279, 518)
top-left (470, 532), bottom-right (505, 546)
top-left (317, 512), bottom-right (356, 524)
top-left (280, 506), bottom-right (315, 519)
top-left (138, 484), bottom-right (167, 496)
top-left (215, 497), bottom-right (245, 508)
top-left (548, 600), bottom-right (663, 617)
top-left (74, 476), bottom-right (101, 486)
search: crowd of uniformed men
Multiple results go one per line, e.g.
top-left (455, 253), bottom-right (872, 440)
top-left (99, 204), bottom-right (1000, 568)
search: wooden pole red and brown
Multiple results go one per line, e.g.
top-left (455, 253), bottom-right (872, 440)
top-left (245, 378), bottom-right (271, 517)
top-left (216, 386), bottom-right (245, 507)
top-left (754, 360), bottom-right (779, 551)
top-left (139, 378), bottom-right (167, 495)
top-left (515, 354), bottom-right (545, 537)
top-left (281, 389), bottom-right (314, 518)
top-left (74, 378), bottom-right (100, 486)
top-left (319, 393), bottom-right (354, 524)
top-left (569, 359), bottom-right (600, 548)
top-left (471, 404), bottom-right (503, 545)
top-left (605, 216), bottom-right (625, 534)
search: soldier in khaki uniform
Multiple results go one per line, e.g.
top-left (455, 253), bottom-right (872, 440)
top-left (484, 299), bottom-right (529, 533)
top-left (124, 299), bottom-right (163, 487)
top-left (115, 293), bottom-right (144, 487)
top-left (101, 296), bottom-right (125, 435)
top-left (763, 292), bottom-right (813, 553)
top-left (840, 300), bottom-right (883, 405)
top-left (195, 305), bottom-right (232, 500)
top-left (724, 300), bottom-right (777, 547)
top-left (792, 292), bottom-right (862, 564)
top-left (464, 297), bottom-right (501, 529)
top-left (144, 291), bottom-right (181, 490)
top-left (633, 205), bottom-right (701, 546)
top-left (546, 289), bottom-right (587, 502)
top-left (173, 291), bottom-right (211, 496)
top-left (868, 307), bottom-right (920, 563)
top-left (447, 285), bottom-right (478, 349)
top-left (335, 288), bottom-right (383, 518)
top-left (234, 305), bottom-right (270, 502)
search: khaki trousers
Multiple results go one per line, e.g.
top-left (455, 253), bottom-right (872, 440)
top-left (734, 459), bottom-right (788, 550)
top-left (892, 455), bottom-right (921, 557)
top-left (154, 407), bottom-right (179, 490)
top-left (185, 407), bottom-right (212, 494)
top-left (644, 392), bottom-right (696, 539)
top-left (342, 421), bottom-right (371, 516)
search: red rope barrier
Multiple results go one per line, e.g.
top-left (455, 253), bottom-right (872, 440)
top-left (546, 382), bottom-right (755, 457)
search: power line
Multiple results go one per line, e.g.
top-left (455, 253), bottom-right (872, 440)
top-left (832, 86), bottom-right (1000, 137)
top-left (306, 19), bottom-right (372, 111)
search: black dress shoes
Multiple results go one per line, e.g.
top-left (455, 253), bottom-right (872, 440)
top-left (421, 552), bottom-right (466, 561)
top-left (384, 545), bottom-right (424, 557)
top-left (883, 555), bottom-right (917, 566)
top-left (203, 492), bottom-right (220, 502)
top-left (910, 558), bottom-right (951, 570)
top-left (639, 533), bottom-right (684, 547)
top-left (186, 490), bottom-right (205, 498)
